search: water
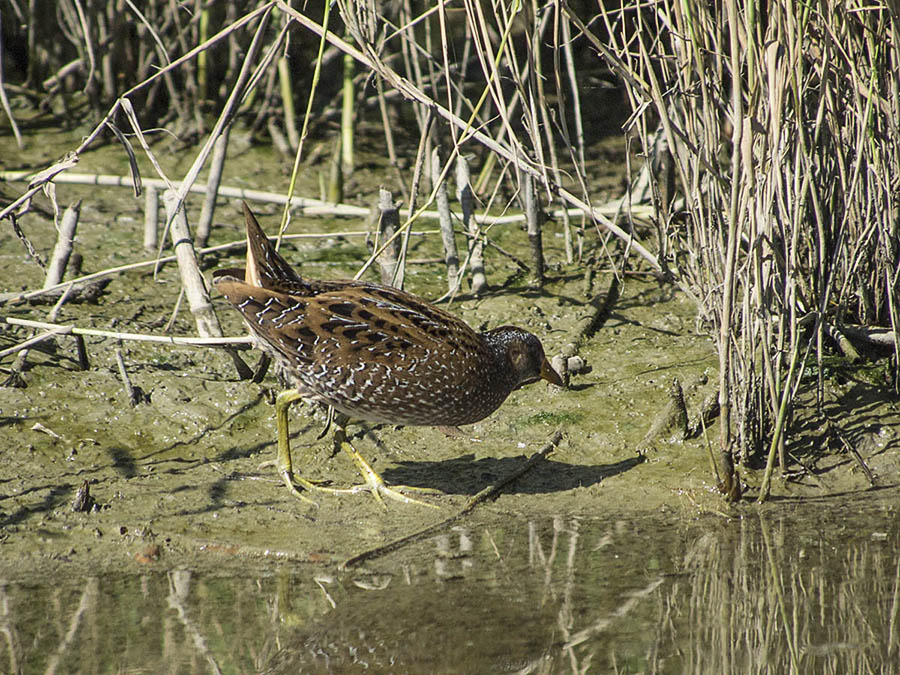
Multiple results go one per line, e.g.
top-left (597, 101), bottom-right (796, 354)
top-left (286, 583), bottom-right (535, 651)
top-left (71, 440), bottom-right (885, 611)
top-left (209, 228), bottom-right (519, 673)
top-left (3, 491), bottom-right (898, 674)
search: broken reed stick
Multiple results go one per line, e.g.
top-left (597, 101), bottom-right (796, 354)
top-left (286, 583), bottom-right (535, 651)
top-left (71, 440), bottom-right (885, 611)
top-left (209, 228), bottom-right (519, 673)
top-left (163, 192), bottom-right (223, 339)
top-left (376, 188), bottom-right (401, 287)
top-left (163, 192), bottom-right (253, 379)
top-left (523, 172), bottom-right (544, 288)
top-left (143, 185), bottom-right (159, 251)
top-left (195, 125), bottom-right (231, 248)
top-left (432, 147), bottom-right (459, 292)
top-left (43, 201), bottom-right (81, 290)
top-left (456, 155), bottom-right (487, 295)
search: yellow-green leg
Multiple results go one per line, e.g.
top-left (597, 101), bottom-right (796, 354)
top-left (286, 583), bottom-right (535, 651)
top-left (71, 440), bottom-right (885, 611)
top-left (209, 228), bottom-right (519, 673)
top-left (267, 389), bottom-right (323, 505)
top-left (267, 390), bottom-right (362, 504)
top-left (331, 415), bottom-right (439, 508)
top-left (256, 390), bottom-right (353, 505)
top-left (263, 390), bottom-right (438, 508)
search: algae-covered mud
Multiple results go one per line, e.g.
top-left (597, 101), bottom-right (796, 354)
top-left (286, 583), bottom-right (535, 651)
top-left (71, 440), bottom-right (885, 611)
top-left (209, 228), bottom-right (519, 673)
top-left (2, 130), bottom-right (899, 671)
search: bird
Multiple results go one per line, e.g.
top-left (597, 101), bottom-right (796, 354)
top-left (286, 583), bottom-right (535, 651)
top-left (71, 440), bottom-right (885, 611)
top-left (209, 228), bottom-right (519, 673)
top-left (212, 202), bottom-right (562, 506)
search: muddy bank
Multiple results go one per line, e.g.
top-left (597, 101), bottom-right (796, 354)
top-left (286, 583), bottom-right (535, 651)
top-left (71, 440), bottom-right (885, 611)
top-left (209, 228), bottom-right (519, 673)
top-left (2, 132), bottom-right (898, 583)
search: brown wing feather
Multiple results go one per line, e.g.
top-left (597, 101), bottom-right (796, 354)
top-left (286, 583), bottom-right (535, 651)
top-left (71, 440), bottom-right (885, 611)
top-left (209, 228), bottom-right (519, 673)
top-left (213, 203), bottom-right (516, 425)
top-left (213, 275), bottom-right (487, 370)
top-left (213, 276), bottom-right (316, 371)
top-left (242, 201), bottom-right (303, 287)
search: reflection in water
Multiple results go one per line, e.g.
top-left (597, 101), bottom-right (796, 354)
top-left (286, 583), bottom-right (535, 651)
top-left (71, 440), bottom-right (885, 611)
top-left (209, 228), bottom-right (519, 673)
top-left (2, 500), bottom-right (898, 673)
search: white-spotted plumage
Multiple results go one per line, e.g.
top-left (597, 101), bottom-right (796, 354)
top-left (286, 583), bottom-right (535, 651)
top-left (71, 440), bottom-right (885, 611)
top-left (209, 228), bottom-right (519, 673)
top-left (212, 204), bottom-right (562, 428)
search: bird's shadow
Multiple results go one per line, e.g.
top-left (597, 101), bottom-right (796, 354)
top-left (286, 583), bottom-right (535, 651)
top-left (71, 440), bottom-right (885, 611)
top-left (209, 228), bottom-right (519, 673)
top-left (382, 453), bottom-right (642, 496)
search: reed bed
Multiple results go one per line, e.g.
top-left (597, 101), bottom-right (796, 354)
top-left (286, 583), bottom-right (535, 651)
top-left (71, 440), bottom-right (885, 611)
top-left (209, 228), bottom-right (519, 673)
top-left (587, 0), bottom-right (900, 498)
top-left (1, 1), bottom-right (898, 500)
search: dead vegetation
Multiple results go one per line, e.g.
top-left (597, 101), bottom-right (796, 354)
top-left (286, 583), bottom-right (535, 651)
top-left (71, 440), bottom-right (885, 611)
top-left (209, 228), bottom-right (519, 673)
top-left (1, 0), bottom-right (899, 504)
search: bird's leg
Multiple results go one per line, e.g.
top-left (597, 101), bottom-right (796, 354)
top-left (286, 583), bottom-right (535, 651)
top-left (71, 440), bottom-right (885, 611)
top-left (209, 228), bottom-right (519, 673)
top-left (258, 389), bottom-right (350, 504)
top-left (261, 391), bottom-right (377, 504)
top-left (332, 414), bottom-right (440, 508)
top-left (260, 392), bottom-right (438, 507)
top-left (265, 389), bottom-right (320, 505)
top-left (316, 405), bottom-right (335, 440)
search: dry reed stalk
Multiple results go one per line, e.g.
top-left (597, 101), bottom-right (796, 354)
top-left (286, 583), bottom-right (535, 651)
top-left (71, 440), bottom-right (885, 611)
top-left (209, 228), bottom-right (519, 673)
top-left (6, 317), bottom-right (253, 347)
top-left (143, 185), bottom-right (159, 251)
top-left (376, 188), bottom-right (401, 287)
top-left (162, 192), bottom-right (252, 379)
top-left (432, 147), bottom-right (460, 292)
top-left (341, 44), bottom-right (355, 175)
top-left (391, 114), bottom-right (435, 289)
top-left (162, 192), bottom-right (221, 338)
top-left (456, 155), bottom-right (487, 295)
top-left (523, 172), bottom-right (545, 289)
top-left (115, 347), bottom-right (141, 407)
top-left (163, 8), bottom-right (273, 236)
top-left (277, 56), bottom-right (299, 150)
top-left (196, 126), bottom-right (232, 248)
top-left (0, 3), bottom-right (274, 225)
top-left (586, 0), bottom-right (900, 500)
top-left (375, 74), bottom-right (404, 193)
top-left (276, 0), bottom-right (333, 247)
top-left (0, 172), bottom-right (371, 218)
top-left (43, 201), bottom-right (81, 290)
top-left (283, 1), bottom-right (662, 272)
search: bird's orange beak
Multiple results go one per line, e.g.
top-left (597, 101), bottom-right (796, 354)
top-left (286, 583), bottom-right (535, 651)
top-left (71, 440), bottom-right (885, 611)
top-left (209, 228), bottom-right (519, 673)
top-left (541, 357), bottom-right (564, 387)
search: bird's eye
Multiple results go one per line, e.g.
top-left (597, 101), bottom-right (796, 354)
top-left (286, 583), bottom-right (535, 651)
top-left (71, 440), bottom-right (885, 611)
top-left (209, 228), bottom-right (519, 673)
top-left (509, 342), bottom-right (528, 367)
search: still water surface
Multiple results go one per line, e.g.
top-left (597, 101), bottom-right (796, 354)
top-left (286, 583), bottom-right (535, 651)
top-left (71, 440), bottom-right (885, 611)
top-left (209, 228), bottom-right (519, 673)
top-left (3, 492), bottom-right (898, 674)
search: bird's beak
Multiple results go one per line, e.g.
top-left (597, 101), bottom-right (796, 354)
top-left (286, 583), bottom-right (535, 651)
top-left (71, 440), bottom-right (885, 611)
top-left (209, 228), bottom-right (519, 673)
top-left (540, 357), bottom-right (564, 387)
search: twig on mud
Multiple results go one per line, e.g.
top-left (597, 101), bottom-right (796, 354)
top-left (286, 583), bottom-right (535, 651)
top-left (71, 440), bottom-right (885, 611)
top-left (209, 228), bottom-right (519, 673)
top-left (558, 273), bottom-right (620, 364)
top-left (0, 326), bottom-right (69, 359)
top-left (825, 416), bottom-right (877, 488)
top-left (5, 317), bottom-right (254, 348)
top-left (115, 347), bottom-right (146, 406)
top-left (340, 429), bottom-right (563, 570)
